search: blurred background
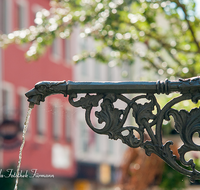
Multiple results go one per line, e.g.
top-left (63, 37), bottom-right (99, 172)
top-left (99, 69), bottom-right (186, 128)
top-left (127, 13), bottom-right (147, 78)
top-left (1, 0), bottom-right (200, 189)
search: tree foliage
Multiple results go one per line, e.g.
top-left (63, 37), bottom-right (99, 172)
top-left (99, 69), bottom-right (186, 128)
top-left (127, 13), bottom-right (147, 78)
top-left (0, 0), bottom-right (200, 78)
top-left (1, 1), bottom-right (200, 189)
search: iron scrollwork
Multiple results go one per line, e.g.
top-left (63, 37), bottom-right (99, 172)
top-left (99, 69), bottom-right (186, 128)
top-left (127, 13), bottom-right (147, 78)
top-left (25, 76), bottom-right (200, 180)
top-left (69, 92), bottom-right (200, 181)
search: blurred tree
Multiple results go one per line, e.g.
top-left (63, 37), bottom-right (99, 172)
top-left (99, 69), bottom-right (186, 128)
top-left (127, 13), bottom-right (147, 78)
top-left (118, 137), bottom-right (186, 190)
top-left (0, 0), bottom-right (200, 189)
top-left (0, 0), bottom-right (200, 78)
top-left (159, 161), bottom-right (186, 190)
top-left (119, 147), bottom-right (164, 190)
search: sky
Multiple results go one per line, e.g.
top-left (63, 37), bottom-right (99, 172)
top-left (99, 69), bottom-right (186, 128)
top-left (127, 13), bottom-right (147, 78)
top-left (173, 0), bottom-right (200, 19)
top-left (196, 0), bottom-right (200, 17)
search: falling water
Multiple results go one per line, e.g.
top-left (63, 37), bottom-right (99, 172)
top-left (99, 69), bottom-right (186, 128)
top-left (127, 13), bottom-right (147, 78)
top-left (14, 103), bottom-right (34, 190)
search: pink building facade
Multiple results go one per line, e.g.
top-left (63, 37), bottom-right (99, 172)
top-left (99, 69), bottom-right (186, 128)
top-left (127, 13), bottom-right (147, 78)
top-left (0, 0), bottom-right (76, 189)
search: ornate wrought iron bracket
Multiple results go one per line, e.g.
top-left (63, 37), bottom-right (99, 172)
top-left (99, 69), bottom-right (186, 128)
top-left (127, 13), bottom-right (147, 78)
top-left (25, 77), bottom-right (200, 181)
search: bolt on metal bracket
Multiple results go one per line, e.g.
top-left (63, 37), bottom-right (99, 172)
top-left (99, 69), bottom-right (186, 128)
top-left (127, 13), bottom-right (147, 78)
top-left (25, 77), bottom-right (200, 181)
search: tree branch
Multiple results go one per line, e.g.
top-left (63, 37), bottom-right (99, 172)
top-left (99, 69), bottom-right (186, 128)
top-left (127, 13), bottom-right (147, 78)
top-left (174, 0), bottom-right (200, 52)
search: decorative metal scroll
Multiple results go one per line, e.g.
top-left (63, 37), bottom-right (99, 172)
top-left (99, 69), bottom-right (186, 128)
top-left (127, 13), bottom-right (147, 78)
top-left (25, 77), bottom-right (200, 181)
top-left (68, 93), bottom-right (200, 181)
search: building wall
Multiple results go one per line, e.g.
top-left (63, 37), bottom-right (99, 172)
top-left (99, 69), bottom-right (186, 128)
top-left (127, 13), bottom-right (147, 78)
top-left (0, 42), bottom-right (3, 168)
top-left (0, 0), bottom-right (76, 182)
top-left (0, 48), bottom-right (2, 122)
top-left (0, 0), bottom-right (151, 189)
top-left (72, 26), bottom-right (128, 189)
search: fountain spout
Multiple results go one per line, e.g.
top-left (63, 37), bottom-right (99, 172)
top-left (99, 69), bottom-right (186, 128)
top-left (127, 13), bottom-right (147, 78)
top-left (25, 81), bottom-right (67, 105)
top-left (24, 77), bottom-right (200, 181)
top-left (26, 77), bottom-right (200, 106)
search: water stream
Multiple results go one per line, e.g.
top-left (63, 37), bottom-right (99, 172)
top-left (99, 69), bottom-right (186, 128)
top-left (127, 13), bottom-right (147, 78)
top-left (14, 104), bottom-right (33, 190)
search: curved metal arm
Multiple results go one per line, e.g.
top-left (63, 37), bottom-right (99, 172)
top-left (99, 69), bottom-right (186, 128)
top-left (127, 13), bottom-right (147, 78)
top-left (25, 77), bottom-right (200, 181)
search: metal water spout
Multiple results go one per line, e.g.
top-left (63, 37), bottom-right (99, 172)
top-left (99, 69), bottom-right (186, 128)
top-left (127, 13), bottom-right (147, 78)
top-left (25, 77), bottom-right (200, 181)
top-left (25, 81), bottom-right (67, 106)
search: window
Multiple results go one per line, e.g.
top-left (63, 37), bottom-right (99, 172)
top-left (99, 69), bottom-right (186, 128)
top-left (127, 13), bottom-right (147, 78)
top-left (18, 93), bottom-right (28, 130)
top-left (16, 0), bottom-right (28, 30)
top-left (64, 39), bottom-right (71, 64)
top-left (95, 133), bottom-right (100, 152)
top-left (107, 139), bottom-right (114, 155)
top-left (2, 84), bottom-right (14, 120)
top-left (107, 66), bottom-right (112, 81)
top-left (52, 38), bottom-right (62, 60)
top-left (94, 62), bottom-right (100, 80)
top-left (0, 0), bottom-right (12, 34)
top-left (64, 107), bottom-right (71, 142)
top-left (0, 49), bottom-right (2, 122)
top-left (80, 38), bottom-right (88, 76)
top-left (51, 102), bottom-right (61, 140)
top-left (36, 102), bottom-right (46, 136)
top-left (81, 61), bottom-right (87, 76)
top-left (80, 37), bottom-right (87, 50)
top-left (80, 121), bottom-right (88, 152)
top-left (94, 120), bottom-right (101, 152)
top-left (88, 128), bottom-right (96, 150)
top-left (17, 4), bottom-right (24, 29)
top-left (32, 5), bottom-right (42, 25)
top-left (52, 144), bottom-right (71, 169)
top-left (2, 89), bottom-right (9, 119)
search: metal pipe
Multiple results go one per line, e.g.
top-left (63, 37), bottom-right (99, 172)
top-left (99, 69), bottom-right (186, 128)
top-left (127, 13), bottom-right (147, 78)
top-left (25, 77), bottom-right (200, 105)
top-left (24, 76), bottom-right (200, 181)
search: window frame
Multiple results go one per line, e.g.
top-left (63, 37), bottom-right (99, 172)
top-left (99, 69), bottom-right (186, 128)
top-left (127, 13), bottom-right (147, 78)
top-left (51, 37), bottom-right (62, 61)
top-left (16, 0), bottom-right (29, 30)
top-left (17, 87), bottom-right (29, 130)
top-left (64, 105), bottom-right (72, 142)
top-left (35, 102), bottom-right (46, 136)
top-left (51, 99), bottom-right (62, 140)
top-left (2, 82), bottom-right (14, 120)
top-left (0, 0), bottom-right (12, 34)
top-left (64, 38), bottom-right (72, 65)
